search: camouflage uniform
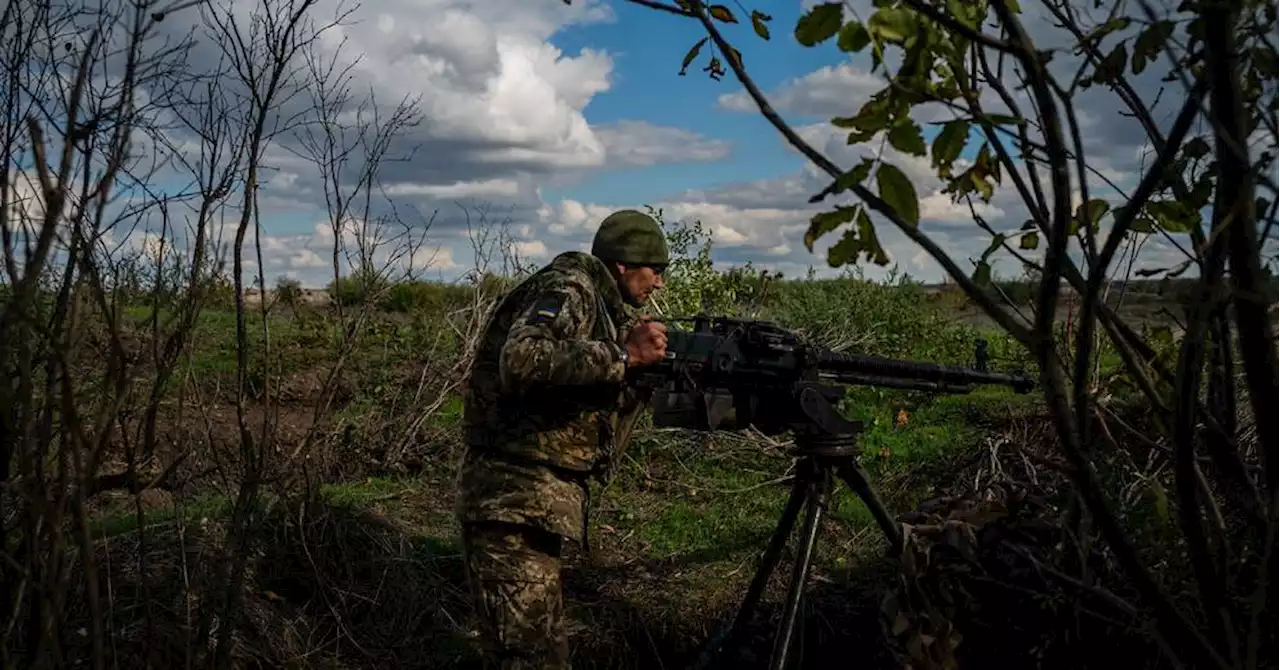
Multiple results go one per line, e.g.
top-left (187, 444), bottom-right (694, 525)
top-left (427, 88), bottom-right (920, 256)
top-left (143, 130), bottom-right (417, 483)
top-left (456, 210), bottom-right (668, 669)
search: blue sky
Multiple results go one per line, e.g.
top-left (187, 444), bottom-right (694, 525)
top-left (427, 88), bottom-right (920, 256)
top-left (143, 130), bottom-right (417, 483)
top-left (541, 2), bottom-right (840, 204)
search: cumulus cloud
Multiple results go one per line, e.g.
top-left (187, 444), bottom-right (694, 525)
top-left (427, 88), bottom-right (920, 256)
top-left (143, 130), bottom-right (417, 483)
top-left (595, 120), bottom-right (733, 167)
top-left (718, 62), bottom-right (883, 119)
top-left (105, 0), bottom-right (746, 247)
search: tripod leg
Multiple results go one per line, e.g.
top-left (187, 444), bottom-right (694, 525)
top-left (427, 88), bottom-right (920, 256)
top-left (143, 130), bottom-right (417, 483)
top-left (770, 467), bottom-right (832, 670)
top-left (836, 462), bottom-right (902, 555)
top-left (691, 463), bottom-right (810, 670)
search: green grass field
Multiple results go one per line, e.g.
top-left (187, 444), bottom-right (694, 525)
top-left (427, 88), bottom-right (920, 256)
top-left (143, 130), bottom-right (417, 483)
top-left (51, 251), bottom-right (1209, 670)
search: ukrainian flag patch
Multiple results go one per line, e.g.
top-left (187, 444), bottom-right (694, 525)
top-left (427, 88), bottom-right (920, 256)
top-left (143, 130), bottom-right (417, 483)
top-left (530, 296), bottom-right (563, 323)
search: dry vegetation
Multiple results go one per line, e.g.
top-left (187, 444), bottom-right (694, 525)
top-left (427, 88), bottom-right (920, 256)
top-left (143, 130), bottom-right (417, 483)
top-left (2, 0), bottom-right (1277, 669)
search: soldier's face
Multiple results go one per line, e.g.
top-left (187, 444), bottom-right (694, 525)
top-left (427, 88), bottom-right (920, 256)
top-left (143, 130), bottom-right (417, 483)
top-left (617, 263), bottom-right (666, 306)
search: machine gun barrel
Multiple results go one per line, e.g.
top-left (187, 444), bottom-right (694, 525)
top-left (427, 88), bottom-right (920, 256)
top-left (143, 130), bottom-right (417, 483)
top-left (811, 349), bottom-right (1036, 394)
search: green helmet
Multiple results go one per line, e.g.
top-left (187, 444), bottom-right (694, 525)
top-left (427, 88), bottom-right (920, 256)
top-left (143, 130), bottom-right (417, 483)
top-left (591, 209), bottom-right (670, 267)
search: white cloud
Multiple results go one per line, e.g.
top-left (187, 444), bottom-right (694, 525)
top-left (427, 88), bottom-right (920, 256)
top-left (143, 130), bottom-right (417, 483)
top-left (595, 120), bottom-right (732, 167)
top-left (383, 178), bottom-right (525, 200)
top-left (717, 62), bottom-right (883, 119)
top-left (513, 240), bottom-right (549, 258)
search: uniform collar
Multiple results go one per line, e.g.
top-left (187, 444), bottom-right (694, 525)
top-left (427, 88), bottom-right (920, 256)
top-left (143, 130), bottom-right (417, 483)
top-left (550, 251), bottom-right (629, 325)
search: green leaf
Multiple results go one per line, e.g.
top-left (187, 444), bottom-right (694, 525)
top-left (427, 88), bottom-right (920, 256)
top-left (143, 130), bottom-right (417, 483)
top-left (723, 45), bottom-right (743, 71)
top-left (876, 163), bottom-right (920, 227)
top-left (968, 169), bottom-right (994, 201)
top-left (1132, 20), bottom-right (1174, 75)
top-left (1147, 200), bottom-right (1200, 233)
top-left (980, 233), bottom-right (1005, 261)
top-left (827, 228), bottom-right (860, 267)
top-left (806, 206), bottom-right (858, 251)
top-left (835, 94), bottom-right (892, 142)
top-left (837, 21), bottom-right (871, 53)
top-left (1072, 198), bottom-right (1110, 234)
top-left (825, 208), bottom-right (889, 266)
top-left (946, 0), bottom-right (978, 29)
top-left (836, 158), bottom-right (875, 193)
top-left (859, 208), bottom-right (890, 265)
top-left (708, 4), bottom-right (737, 23)
top-left (888, 118), bottom-right (927, 156)
top-left (751, 10), bottom-right (772, 40)
top-left (972, 260), bottom-right (992, 286)
top-left (679, 37), bottom-right (708, 76)
top-left (1019, 232), bottom-right (1039, 249)
top-left (1093, 43), bottom-right (1128, 85)
top-left (867, 7), bottom-right (915, 44)
top-left (931, 120), bottom-right (970, 175)
top-left (1081, 17), bottom-right (1131, 47)
top-left (1130, 215), bottom-right (1156, 234)
top-left (1183, 136), bottom-right (1211, 159)
top-left (795, 3), bottom-right (843, 47)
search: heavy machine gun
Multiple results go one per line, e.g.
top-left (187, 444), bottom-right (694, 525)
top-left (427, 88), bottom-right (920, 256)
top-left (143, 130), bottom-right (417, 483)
top-left (627, 316), bottom-right (1036, 670)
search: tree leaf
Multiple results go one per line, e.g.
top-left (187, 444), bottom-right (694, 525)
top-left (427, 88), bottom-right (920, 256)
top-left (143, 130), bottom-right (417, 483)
top-left (751, 10), bottom-right (772, 39)
top-left (1132, 20), bottom-right (1174, 75)
top-left (708, 5), bottom-right (737, 23)
top-left (1072, 198), bottom-right (1110, 234)
top-left (888, 118), bottom-right (927, 156)
top-left (723, 45), bottom-right (743, 71)
top-left (867, 6), bottom-right (914, 43)
top-left (972, 260), bottom-right (992, 286)
top-left (876, 163), bottom-right (920, 227)
top-left (795, 2), bottom-right (843, 47)
top-left (806, 206), bottom-right (858, 251)
top-left (837, 21), bottom-right (871, 52)
top-left (825, 208), bottom-right (889, 266)
top-left (980, 233), bottom-right (1005, 261)
top-left (946, 0), bottom-right (977, 29)
top-left (679, 37), bottom-right (708, 76)
top-left (837, 94), bottom-right (891, 136)
top-left (833, 158), bottom-right (875, 194)
top-left (1130, 215), bottom-right (1156, 234)
top-left (1092, 43), bottom-right (1128, 85)
top-left (859, 207), bottom-right (890, 265)
top-left (1147, 200), bottom-right (1200, 233)
top-left (1183, 136), bottom-right (1211, 159)
top-left (931, 120), bottom-right (970, 175)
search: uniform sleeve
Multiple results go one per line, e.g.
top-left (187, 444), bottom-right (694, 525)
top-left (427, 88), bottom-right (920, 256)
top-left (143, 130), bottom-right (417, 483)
top-left (499, 280), bottom-right (627, 392)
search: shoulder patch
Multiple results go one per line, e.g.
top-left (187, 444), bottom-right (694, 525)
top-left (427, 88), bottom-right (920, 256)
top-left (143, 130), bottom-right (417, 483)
top-left (530, 295), bottom-right (564, 323)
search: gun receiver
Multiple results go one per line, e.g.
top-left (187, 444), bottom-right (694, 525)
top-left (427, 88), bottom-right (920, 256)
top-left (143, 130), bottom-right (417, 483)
top-left (633, 315), bottom-right (1036, 435)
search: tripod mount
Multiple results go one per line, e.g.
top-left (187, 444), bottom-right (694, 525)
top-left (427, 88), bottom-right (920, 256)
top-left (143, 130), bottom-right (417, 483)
top-left (687, 382), bottom-right (903, 670)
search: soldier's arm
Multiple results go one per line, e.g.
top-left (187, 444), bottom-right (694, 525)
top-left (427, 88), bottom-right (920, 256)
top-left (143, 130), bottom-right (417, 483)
top-left (498, 281), bottom-right (626, 391)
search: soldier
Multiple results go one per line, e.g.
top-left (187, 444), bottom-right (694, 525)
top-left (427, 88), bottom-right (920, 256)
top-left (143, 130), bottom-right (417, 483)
top-left (455, 209), bottom-right (671, 668)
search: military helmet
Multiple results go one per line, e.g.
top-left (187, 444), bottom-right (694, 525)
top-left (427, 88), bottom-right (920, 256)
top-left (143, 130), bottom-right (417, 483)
top-left (591, 209), bottom-right (670, 267)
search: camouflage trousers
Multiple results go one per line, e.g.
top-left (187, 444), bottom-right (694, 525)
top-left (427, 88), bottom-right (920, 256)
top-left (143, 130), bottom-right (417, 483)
top-left (461, 520), bottom-right (570, 669)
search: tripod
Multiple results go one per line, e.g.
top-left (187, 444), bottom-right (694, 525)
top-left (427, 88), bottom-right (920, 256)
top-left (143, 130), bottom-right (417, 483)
top-left (690, 384), bottom-right (904, 670)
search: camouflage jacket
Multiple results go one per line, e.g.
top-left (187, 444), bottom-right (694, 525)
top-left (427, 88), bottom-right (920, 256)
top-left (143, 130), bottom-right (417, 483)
top-left (455, 251), bottom-right (647, 542)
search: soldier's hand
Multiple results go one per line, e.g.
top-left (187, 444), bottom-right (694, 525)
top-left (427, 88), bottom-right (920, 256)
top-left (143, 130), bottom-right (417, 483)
top-left (625, 318), bottom-right (667, 367)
